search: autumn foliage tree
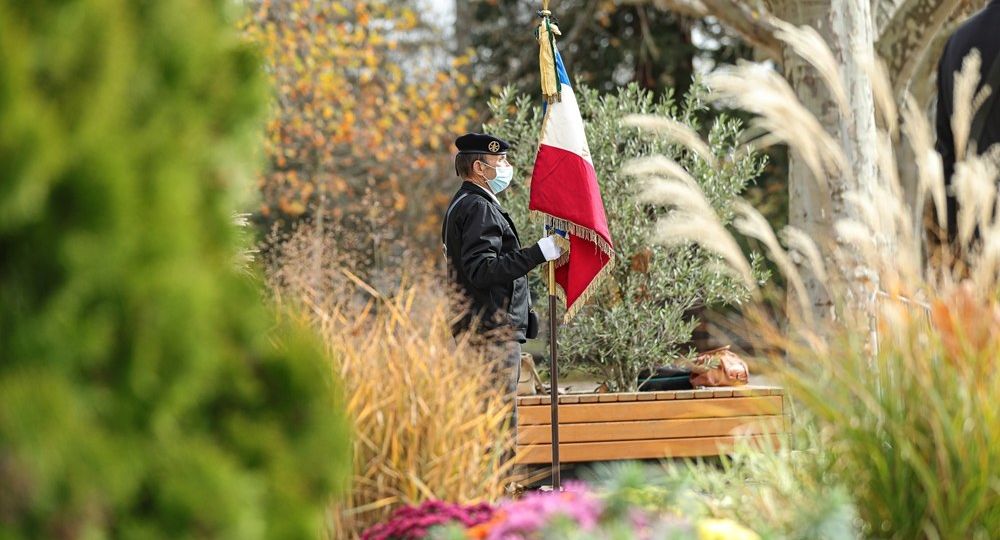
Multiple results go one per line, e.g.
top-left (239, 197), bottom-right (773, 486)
top-left (242, 0), bottom-right (476, 258)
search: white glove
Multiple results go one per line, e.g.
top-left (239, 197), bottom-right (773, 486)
top-left (537, 235), bottom-right (565, 261)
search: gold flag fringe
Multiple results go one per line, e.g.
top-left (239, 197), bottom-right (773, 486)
top-left (544, 217), bottom-right (614, 256)
top-left (541, 213), bottom-right (616, 322)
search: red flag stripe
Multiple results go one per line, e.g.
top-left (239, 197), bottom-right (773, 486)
top-left (529, 144), bottom-right (612, 250)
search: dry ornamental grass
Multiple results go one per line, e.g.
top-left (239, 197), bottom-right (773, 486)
top-left (262, 224), bottom-right (515, 539)
top-left (627, 28), bottom-right (1000, 538)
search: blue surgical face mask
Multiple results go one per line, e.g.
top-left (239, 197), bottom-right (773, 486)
top-left (480, 161), bottom-right (514, 194)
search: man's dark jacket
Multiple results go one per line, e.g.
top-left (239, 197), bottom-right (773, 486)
top-left (935, 0), bottom-right (1000, 237)
top-left (442, 182), bottom-right (546, 341)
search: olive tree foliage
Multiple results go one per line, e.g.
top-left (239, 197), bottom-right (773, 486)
top-left (488, 83), bottom-right (767, 391)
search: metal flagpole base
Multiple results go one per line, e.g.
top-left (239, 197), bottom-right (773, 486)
top-left (548, 260), bottom-right (560, 490)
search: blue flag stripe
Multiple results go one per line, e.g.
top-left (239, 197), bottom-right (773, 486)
top-left (555, 51), bottom-right (571, 86)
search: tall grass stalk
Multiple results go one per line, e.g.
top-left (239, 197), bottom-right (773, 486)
top-left (264, 224), bottom-right (514, 539)
top-left (630, 31), bottom-right (1000, 538)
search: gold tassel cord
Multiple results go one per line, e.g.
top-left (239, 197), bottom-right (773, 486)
top-left (537, 2), bottom-right (562, 103)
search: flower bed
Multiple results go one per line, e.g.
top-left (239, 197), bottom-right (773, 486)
top-left (360, 482), bottom-right (759, 540)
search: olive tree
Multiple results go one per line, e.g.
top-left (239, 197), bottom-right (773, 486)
top-left (488, 83), bottom-right (766, 391)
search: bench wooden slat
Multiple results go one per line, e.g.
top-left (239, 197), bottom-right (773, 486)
top-left (517, 387), bottom-right (783, 406)
top-left (518, 415), bottom-right (783, 444)
top-left (519, 396), bottom-right (783, 425)
top-left (515, 434), bottom-right (781, 464)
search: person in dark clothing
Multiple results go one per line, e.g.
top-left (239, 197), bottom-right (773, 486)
top-left (441, 132), bottom-right (563, 438)
top-left (935, 0), bottom-right (1000, 246)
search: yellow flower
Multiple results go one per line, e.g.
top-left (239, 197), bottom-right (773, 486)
top-left (697, 519), bottom-right (760, 540)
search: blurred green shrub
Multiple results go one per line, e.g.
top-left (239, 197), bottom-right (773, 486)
top-left (0, 0), bottom-right (349, 537)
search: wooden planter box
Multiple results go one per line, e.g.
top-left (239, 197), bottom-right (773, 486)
top-left (515, 386), bottom-right (785, 464)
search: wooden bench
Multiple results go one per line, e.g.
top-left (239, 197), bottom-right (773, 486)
top-left (515, 386), bottom-right (785, 464)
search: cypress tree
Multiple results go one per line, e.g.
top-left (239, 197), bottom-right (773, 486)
top-left (0, 1), bottom-right (350, 537)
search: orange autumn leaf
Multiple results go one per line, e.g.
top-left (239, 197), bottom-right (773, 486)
top-left (240, 0), bottom-right (475, 240)
top-left (930, 282), bottom-right (1000, 364)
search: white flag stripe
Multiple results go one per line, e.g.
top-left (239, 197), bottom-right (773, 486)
top-left (540, 85), bottom-right (594, 165)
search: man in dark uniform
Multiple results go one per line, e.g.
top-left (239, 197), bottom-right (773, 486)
top-left (441, 132), bottom-right (564, 434)
top-left (935, 0), bottom-right (1000, 246)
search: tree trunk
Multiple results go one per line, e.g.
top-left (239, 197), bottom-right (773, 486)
top-left (454, 0), bottom-right (473, 54)
top-left (773, 0), bottom-right (881, 319)
top-left (648, 0), bottom-right (988, 318)
top-left (832, 0), bottom-right (882, 307)
top-left (877, 0), bottom-right (983, 102)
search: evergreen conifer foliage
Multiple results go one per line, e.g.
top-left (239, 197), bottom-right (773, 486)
top-left (0, 1), bottom-right (350, 537)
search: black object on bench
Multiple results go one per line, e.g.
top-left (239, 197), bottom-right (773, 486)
top-left (637, 366), bottom-right (694, 391)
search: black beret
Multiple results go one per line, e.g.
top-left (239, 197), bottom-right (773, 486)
top-left (455, 132), bottom-right (510, 155)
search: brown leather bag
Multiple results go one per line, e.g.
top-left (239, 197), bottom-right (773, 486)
top-left (690, 346), bottom-right (749, 387)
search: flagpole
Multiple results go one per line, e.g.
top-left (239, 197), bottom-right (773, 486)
top-left (547, 259), bottom-right (561, 490)
top-left (537, 0), bottom-right (561, 490)
top-left (533, 0), bottom-right (612, 490)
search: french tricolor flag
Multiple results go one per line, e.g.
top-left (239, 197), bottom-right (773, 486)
top-left (529, 50), bottom-right (615, 319)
